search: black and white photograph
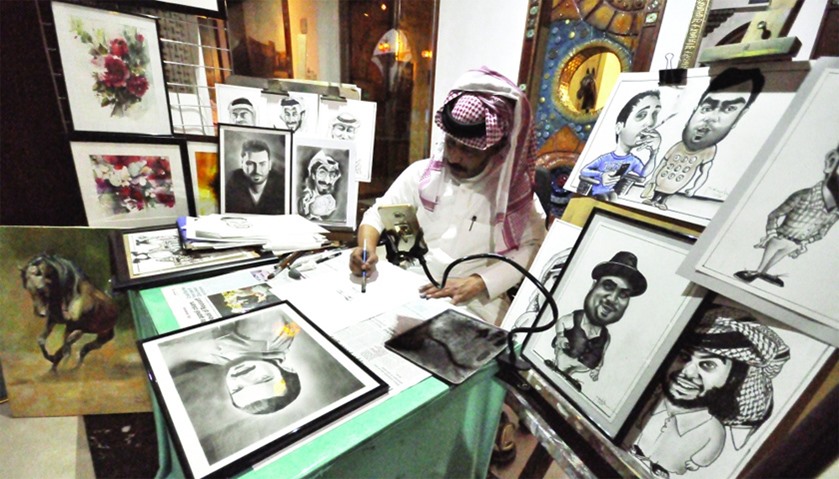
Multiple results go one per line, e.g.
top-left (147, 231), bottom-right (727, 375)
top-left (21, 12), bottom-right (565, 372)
top-left (291, 137), bottom-right (357, 228)
top-left (263, 91), bottom-right (319, 135)
top-left (561, 61), bottom-right (810, 226)
top-left (216, 84), bottom-right (265, 127)
top-left (50, 1), bottom-right (172, 135)
top-left (69, 138), bottom-right (192, 228)
top-left (220, 124), bottom-right (291, 215)
top-left (521, 210), bottom-right (704, 438)
top-left (679, 58), bottom-right (839, 346)
top-left (109, 226), bottom-right (275, 290)
top-left (138, 302), bottom-right (387, 478)
top-left (317, 98), bottom-right (377, 182)
top-left (622, 294), bottom-right (834, 479)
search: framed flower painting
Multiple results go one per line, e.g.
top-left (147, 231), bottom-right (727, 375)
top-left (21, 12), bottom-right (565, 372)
top-left (50, 2), bottom-right (172, 135)
top-left (69, 137), bottom-right (194, 228)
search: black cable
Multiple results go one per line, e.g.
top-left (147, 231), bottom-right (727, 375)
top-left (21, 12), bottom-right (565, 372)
top-left (422, 252), bottom-right (560, 370)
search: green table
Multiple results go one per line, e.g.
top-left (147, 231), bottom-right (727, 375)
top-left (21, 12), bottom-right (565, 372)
top-left (129, 289), bottom-right (506, 479)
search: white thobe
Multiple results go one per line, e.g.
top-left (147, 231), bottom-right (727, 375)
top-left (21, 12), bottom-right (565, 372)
top-left (361, 159), bottom-right (546, 325)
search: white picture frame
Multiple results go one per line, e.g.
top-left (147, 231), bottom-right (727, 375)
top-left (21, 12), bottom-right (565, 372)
top-left (51, 2), bottom-right (172, 136)
top-left (678, 57), bottom-right (839, 347)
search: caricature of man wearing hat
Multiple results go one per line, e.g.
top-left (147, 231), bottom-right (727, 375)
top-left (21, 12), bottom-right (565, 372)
top-left (545, 251), bottom-right (647, 389)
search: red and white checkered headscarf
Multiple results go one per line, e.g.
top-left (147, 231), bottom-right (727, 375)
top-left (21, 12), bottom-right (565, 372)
top-left (419, 66), bottom-right (537, 254)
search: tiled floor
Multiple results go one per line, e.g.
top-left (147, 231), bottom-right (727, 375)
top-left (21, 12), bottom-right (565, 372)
top-left (0, 400), bottom-right (95, 479)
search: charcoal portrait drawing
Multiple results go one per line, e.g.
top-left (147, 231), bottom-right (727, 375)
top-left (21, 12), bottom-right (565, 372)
top-left (544, 251), bottom-right (647, 390)
top-left (733, 144), bottom-right (839, 288)
top-left (629, 306), bottom-right (790, 477)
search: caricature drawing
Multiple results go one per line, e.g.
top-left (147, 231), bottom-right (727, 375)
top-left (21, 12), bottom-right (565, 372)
top-left (544, 251), bottom-right (647, 390)
top-left (630, 307), bottom-right (790, 477)
top-left (513, 248), bottom-right (573, 330)
top-left (298, 149), bottom-right (342, 221)
top-left (279, 97), bottom-right (305, 132)
top-left (734, 144), bottom-right (839, 288)
top-left (642, 68), bottom-right (765, 211)
top-left (579, 90), bottom-right (662, 201)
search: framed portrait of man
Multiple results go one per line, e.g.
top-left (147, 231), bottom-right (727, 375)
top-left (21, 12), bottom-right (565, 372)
top-left (138, 302), bottom-right (387, 478)
top-left (520, 209), bottom-right (704, 439)
top-left (621, 294), bottom-right (834, 479)
top-left (219, 124), bottom-right (292, 215)
top-left (678, 57), bottom-right (839, 347)
top-left (290, 137), bottom-right (358, 229)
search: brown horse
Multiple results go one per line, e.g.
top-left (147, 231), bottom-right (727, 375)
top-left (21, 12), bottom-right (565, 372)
top-left (20, 253), bottom-right (118, 373)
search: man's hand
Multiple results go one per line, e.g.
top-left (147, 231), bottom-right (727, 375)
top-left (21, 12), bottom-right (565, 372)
top-left (602, 171), bottom-right (621, 187)
top-left (685, 459), bottom-right (700, 471)
top-left (589, 368), bottom-right (600, 381)
top-left (636, 128), bottom-right (661, 153)
top-left (349, 246), bottom-right (378, 277)
top-left (418, 274), bottom-right (486, 305)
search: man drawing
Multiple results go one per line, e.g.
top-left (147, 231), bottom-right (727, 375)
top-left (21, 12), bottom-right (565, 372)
top-left (544, 251), bottom-right (647, 389)
top-left (279, 97), bottom-right (305, 132)
top-left (298, 149), bottom-right (342, 221)
top-left (734, 144), bottom-right (839, 287)
top-left (229, 97), bottom-right (257, 126)
top-left (631, 307), bottom-right (789, 477)
top-left (579, 90), bottom-right (662, 201)
top-left (225, 139), bottom-right (285, 214)
top-left (643, 67), bottom-right (765, 210)
top-left (169, 312), bottom-right (302, 414)
top-left (330, 112), bottom-right (359, 140)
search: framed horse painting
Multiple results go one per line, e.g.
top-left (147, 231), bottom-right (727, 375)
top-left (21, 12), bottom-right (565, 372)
top-left (0, 226), bottom-right (151, 417)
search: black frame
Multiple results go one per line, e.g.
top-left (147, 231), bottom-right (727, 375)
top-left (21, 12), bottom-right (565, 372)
top-left (137, 301), bottom-right (388, 478)
top-left (108, 223), bottom-right (276, 290)
top-left (519, 208), bottom-right (702, 441)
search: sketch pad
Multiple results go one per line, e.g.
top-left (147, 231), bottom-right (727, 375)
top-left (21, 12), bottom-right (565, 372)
top-left (385, 309), bottom-right (508, 385)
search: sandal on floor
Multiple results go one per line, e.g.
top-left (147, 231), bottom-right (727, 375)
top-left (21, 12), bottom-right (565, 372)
top-left (491, 412), bottom-right (517, 465)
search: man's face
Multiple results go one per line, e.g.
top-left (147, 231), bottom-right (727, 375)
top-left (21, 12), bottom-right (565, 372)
top-left (230, 104), bottom-right (256, 126)
top-left (683, 91), bottom-right (749, 150)
top-left (313, 162), bottom-right (341, 194)
top-left (443, 136), bottom-right (495, 180)
top-left (666, 347), bottom-right (733, 403)
top-left (583, 275), bottom-right (632, 326)
top-left (225, 359), bottom-right (287, 410)
top-left (282, 105), bottom-right (303, 131)
top-left (331, 121), bottom-right (358, 140)
top-left (241, 150), bottom-right (272, 186)
top-left (617, 95), bottom-right (660, 149)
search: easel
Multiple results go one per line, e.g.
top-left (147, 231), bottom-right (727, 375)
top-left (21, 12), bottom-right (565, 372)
top-left (698, 0), bottom-right (803, 64)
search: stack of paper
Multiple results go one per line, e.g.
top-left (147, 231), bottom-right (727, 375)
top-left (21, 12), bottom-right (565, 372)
top-left (178, 214), bottom-right (330, 254)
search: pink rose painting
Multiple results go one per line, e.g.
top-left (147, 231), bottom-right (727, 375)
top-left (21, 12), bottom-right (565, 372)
top-left (91, 155), bottom-right (176, 215)
top-left (70, 18), bottom-right (151, 117)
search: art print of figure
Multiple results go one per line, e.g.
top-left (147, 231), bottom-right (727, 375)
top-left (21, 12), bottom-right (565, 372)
top-left (629, 306), bottom-right (790, 478)
top-left (91, 154), bottom-right (176, 215)
top-left (579, 90), bottom-right (662, 201)
top-left (228, 97), bottom-right (257, 126)
top-left (279, 97), bottom-right (305, 132)
top-left (20, 253), bottom-right (119, 373)
top-left (222, 128), bottom-right (289, 215)
top-left (734, 144), bottom-right (839, 288)
top-left (577, 67), bottom-right (598, 113)
top-left (641, 67), bottom-right (765, 211)
top-left (298, 150), bottom-right (343, 221)
top-left (545, 251), bottom-right (647, 390)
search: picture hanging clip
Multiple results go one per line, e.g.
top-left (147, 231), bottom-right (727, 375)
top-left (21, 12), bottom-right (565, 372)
top-left (321, 82), bottom-right (347, 103)
top-left (658, 53), bottom-right (687, 86)
top-left (263, 80), bottom-right (290, 97)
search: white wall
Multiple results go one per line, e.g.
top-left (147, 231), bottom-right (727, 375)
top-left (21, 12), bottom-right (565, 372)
top-left (430, 0), bottom-right (528, 148)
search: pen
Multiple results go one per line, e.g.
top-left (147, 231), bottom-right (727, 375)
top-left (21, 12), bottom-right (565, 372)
top-left (361, 239), bottom-right (368, 293)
